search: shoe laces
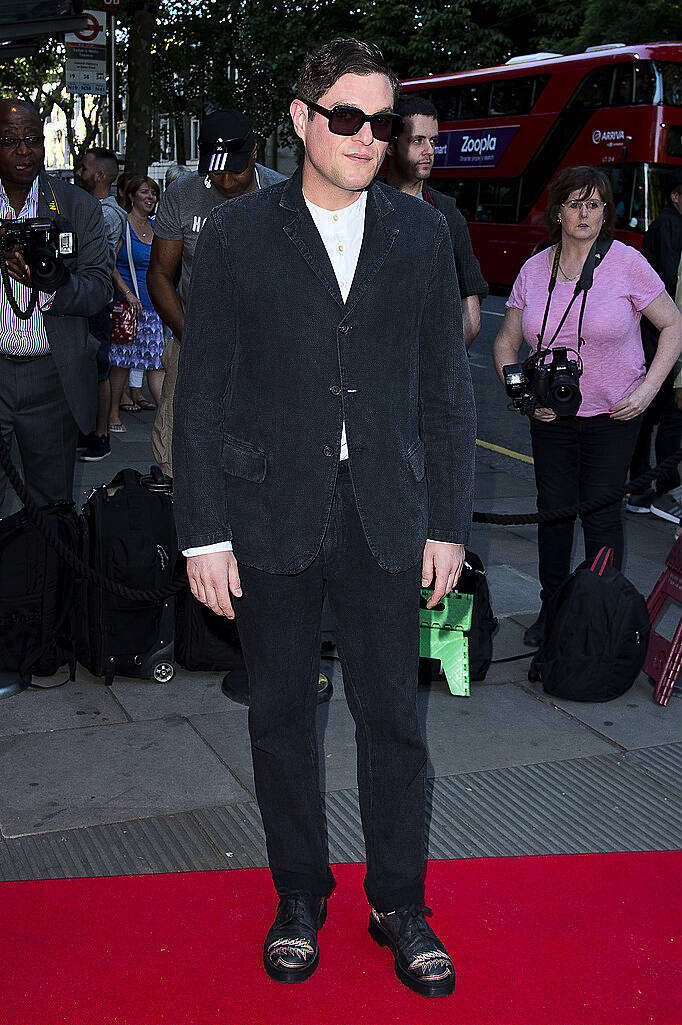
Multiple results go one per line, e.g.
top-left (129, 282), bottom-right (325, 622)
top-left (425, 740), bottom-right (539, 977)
top-left (277, 893), bottom-right (318, 927)
top-left (387, 904), bottom-right (434, 944)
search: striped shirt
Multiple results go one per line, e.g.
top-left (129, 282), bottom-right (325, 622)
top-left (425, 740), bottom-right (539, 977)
top-left (0, 177), bottom-right (53, 356)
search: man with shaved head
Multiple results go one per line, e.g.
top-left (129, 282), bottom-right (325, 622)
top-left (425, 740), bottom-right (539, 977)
top-left (0, 98), bottom-right (112, 511)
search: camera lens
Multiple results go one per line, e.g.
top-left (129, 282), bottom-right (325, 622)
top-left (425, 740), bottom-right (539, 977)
top-left (29, 245), bottom-right (69, 291)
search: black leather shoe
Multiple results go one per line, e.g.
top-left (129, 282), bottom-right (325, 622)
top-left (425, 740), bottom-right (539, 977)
top-left (523, 605), bottom-right (547, 647)
top-left (369, 905), bottom-right (455, 997)
top-left (263, 893), bottom-right (327, 983)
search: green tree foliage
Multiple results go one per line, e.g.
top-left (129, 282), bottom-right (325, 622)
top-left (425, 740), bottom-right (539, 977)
top-left (0, 0), bottom-right (678, 171)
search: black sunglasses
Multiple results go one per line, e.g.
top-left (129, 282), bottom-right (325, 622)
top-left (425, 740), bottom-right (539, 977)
top-left (299, 99), bottom-right (403, 142)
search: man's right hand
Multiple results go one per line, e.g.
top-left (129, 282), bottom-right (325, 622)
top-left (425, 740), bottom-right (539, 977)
top-left (186, 550), bottom-right (242, 619)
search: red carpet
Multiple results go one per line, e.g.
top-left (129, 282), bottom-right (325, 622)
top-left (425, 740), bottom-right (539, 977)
top-left (2, 852), bottom-right (680, 1025)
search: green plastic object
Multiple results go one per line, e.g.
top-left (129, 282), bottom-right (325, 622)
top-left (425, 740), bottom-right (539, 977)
top-left (419, 588), bottom-right (474, 697)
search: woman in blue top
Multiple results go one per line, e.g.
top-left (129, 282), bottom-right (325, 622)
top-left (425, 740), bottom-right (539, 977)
top-left (109, 175), bottom-right (165, 431)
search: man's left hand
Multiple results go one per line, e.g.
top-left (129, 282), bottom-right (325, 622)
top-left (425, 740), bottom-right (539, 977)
top-left (422, 541), bottom-right (466, 609)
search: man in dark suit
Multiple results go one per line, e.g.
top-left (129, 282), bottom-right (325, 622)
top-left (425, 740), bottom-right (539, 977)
top-left (173, 38), bottom-right (476, 997)
top-left (0, 98), bottom-right (113, 512)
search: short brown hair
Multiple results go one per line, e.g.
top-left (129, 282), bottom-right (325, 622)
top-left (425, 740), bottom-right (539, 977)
top-left (124, 175), bottom-right (160, 212)
top-left (296, 37), bottom-right (400, 108)
top-left (544, 166), bottom-right (616, 243)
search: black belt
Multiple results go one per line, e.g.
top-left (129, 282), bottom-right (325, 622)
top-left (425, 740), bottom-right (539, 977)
top-left (0, 352), bottom-right (50, 362)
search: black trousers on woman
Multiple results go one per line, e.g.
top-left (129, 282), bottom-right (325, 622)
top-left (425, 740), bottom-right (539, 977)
top-left (530, 413), bottom-right (642, 602)
top-left (234, 462), bottom-right (426, 914)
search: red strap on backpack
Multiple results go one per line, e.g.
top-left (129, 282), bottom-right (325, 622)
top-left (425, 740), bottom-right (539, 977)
top-left (590, 546), bottom-right (614, 577)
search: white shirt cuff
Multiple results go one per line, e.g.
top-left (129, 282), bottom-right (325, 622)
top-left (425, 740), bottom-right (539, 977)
top-left (183, 541), bottom-right (233, 557)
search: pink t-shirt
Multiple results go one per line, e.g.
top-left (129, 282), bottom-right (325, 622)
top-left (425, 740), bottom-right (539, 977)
top-left (506, 240), bottom-right (664, 416)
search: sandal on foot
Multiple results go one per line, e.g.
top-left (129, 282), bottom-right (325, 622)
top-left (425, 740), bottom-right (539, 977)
top-left (120, 402), bottom-right (140, 412)
top-left (108, 422), bottom-right (126, 432)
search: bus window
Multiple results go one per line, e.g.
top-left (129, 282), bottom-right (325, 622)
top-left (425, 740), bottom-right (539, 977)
top-left (633, 62), bottom-right (657, 103)
top-left (666, 126), bottom-right (682, 158)
top-left (429, 178), bottom-right (478, 220)
top-left (477, 181), bottom-right (519, 222)
top-left (430, 88), bottom-right (463, 121)
top-left (460, 83), bottom-right (491, 119)
top-left (490, 76), bottom-right (534, 115)
top-left (612, 65), bottom-right (634, 106)
top-left (643, 166), bottom-right (671, 226)
top-left (662, 63), bottom-right (682, 106)
top-left (568, 66), bottom-right (613, 109)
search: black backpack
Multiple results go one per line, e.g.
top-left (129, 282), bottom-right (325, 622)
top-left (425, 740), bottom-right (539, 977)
top-left (458, 551), bottom-right (498, 681)
top-left (0, 502), bottom-right (80, 684)
top-left (531, 547), bottom-right (650, 702)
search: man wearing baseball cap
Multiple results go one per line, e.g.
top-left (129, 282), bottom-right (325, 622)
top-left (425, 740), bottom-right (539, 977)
top-left (147, 109), bottom-right (285, 704)
top-left (148, 109), bottom-right (285, 479)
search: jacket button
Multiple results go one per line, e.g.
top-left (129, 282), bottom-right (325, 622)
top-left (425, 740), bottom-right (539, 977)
top-left (330, 385), bottom-right (341, 396)
top-left (323, 445), bottom-right (334, 457)
top-left (338, 324), bottom-right (349, 334)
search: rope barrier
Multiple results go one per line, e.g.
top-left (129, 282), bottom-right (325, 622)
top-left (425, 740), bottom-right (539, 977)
top-left (0, 432), bottom-right (680, 602)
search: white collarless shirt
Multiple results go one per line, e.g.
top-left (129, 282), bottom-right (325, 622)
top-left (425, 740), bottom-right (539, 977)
top-left (304, 189), bottom-right (367, 463)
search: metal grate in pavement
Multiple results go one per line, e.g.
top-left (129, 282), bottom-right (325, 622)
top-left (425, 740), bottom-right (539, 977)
top-left (0, 813), bottom-right (227, 881)
top-left (1, 745), bottom-right (679, 881)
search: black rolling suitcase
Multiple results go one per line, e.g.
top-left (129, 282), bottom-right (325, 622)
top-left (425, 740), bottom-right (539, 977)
top-left (77, 467), bottom-right (177, 685)
top-left (175, 583), bottom-right (245, 672)
top-left (0, 502), bottom-right (80, 685)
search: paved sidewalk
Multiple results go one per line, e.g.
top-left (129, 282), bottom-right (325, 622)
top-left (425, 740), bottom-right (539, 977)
top-left (0, 404), bottom-right (680, 881)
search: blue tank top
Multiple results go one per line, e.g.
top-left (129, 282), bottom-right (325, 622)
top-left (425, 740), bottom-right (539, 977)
top-left (115, 221), bottom-right (154, 309)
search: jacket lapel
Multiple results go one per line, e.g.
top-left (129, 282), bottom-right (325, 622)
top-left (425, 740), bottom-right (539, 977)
top-left (280, 168), bottom-right (344, 308)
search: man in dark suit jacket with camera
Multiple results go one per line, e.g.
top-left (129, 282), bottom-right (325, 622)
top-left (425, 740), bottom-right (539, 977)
top-left (173, 39), bottom-right (476, 996)
top-left (0, 98), bottom-right (112, 513)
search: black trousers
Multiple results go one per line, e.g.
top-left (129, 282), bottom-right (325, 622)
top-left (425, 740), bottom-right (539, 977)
top-left (234, 462), bottom-right (427, 913)
top-left (0, 354), bottom-right (78, 513)
top-left (629, 381), bottom-right (682, 495)
top-left (530, 413), bottom-right (642, 602)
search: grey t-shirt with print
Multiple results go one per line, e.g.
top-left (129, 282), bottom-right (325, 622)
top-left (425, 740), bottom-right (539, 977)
top-left (152, 164), bottom-right (287, 309)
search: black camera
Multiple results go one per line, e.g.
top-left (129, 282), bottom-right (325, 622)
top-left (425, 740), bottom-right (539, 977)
top-left (0, 216), bottom-right (76, 291)
top-left (503, 347), bottom-right (582, 417)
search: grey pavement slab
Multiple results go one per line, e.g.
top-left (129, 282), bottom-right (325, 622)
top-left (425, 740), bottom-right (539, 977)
top-left (417, 680), bottom-right (617, 777)
top-left (484, 563), bottom-right (541, 615)
top-left (109, 668), bottom-right (228, 721)
top-left (0, 717), bottom-right (250, 838)
top-left (524, 673), bottom-right (682, 750)
top-left (473, 470), bottom-right (537, 500)
top-left (0, 677), bottom-right (128, 737)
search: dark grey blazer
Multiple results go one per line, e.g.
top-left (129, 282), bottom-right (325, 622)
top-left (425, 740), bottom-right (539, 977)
top-left (37, 171), bottom-right (114, 432)
top-left (173, 168), bottom-right (476, 573)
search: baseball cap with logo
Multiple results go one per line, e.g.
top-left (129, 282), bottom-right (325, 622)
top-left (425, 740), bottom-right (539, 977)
top-left (198, 110), bottom-right (256, 175)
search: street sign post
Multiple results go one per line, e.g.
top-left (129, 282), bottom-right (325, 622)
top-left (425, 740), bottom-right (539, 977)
top-left (65, 9), bottom-right (107, 95)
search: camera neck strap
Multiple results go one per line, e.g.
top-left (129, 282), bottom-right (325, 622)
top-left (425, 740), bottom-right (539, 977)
top-left (0, 252), bottom-right (38, 320)
top-left (537, 238), bottom-right (612, 354)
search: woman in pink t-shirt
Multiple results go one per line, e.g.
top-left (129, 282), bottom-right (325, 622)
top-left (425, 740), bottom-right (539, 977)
top-left (494, 166), bottom-right (681, 646)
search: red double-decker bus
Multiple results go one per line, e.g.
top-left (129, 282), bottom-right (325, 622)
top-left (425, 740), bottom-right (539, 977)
top-left (401, 43), bottom-right (682, 285)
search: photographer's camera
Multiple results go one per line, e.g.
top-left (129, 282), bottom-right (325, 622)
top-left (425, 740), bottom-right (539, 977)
top-left (503, 346), bottom-right (582, 417)
top-left (0, 216), bottom-right (76, 291)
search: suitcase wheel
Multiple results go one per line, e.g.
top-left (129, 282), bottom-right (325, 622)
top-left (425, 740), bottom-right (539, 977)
top-left (152, 661), bottom-right (175, 684)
